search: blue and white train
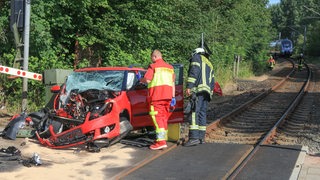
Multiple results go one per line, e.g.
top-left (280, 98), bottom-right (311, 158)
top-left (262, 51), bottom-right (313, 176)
top-left (269, 38), bottom-right (293, 57)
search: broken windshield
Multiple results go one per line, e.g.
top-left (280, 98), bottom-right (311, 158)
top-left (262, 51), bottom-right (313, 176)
top-left (65, 70), bottom-right (125, 93)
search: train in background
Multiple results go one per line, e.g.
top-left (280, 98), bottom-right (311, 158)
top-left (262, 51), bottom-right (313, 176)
top-left (269, 38), bottom-right (293, 57)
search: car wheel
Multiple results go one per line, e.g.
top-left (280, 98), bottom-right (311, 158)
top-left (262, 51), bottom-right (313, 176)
top-left (109, 116), bottom-right (133, 145)
top-left (38, 119), bottom-right (63, 139)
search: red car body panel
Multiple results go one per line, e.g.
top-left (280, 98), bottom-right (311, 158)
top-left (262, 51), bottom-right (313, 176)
top-left (36, 65), bottom-right (184, 149)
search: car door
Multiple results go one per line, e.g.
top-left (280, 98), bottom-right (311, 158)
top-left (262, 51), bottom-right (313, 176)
top-left (169, 64), bottom-right (184, 124)
top-left (128, 64), bottom-right (184, 129)
top-left (126, 70), bottom-right (151, 128)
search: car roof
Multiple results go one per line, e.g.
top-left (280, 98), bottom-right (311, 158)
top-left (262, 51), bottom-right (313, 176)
top-left (74, 67), bottom-right (146, 72)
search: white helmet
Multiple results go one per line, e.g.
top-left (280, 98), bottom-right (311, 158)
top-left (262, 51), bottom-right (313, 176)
top-left (192, 48), bottom-right (205, 56)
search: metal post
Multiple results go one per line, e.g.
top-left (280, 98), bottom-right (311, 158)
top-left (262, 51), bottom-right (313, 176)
top-left (22, 0), bottom-right (31, 111)
top-left (236, 55), bottom-right (240, 77)
top-left (201, 33), bottom-right (204, 48)
top-left (303, 25), bottom-right (306, 54)
top-left (287, 26), bottom-right (307, 54)
top-left (233, 55), bottom-right (236, 78)
top-left (12, 23), bottom-right (23, 69)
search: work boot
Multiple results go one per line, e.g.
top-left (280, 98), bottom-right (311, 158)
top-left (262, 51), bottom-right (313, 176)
top-left (149, 140), bottom-right (167, 150)
top-left (183, 139), bottom-right (200, 147)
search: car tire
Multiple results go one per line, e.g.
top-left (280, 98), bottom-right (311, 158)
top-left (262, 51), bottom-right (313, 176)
top-left (109, 116), bottom-right (133, 145)
top-left (38, 119), bottom-right (63, 139)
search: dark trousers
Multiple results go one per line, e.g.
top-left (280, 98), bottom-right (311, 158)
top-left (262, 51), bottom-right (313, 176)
top-left (188, 93), bottom-right (209, 139)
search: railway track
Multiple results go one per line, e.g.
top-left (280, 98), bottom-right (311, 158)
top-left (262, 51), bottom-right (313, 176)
top-left (208, 59), bottom-right (311, 179)
top-left (206, 59), bottom-right (308, 145)
top-left (115, 58), bottom-right (316, 179)
top-left (207, 59), bottom-right (294, 122)
top-left (274, 63), bottom-right (320, 154)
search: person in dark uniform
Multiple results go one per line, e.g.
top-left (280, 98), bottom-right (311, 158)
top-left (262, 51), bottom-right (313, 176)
top-left (183, 47), bottom-right (215, 147)
top-left (298, 53), bottom-right (304, 71)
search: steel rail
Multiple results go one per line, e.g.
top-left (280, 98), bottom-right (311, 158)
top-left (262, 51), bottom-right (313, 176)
top-left (225, 62), bottom-right (311, 180)
top-left (207, 59), bottom-right (295, 130)
top-left (113, 143), bottom-right (178, 180)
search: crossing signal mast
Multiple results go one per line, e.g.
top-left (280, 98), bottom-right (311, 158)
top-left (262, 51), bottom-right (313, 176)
top-left (8, 0), bottom-right (33, 111)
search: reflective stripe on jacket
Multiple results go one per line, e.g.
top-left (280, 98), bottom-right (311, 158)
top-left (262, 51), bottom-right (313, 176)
top-left (187, 54), bottom-right (215, 100)
top-left (145, 59), bottom-right (174, 101)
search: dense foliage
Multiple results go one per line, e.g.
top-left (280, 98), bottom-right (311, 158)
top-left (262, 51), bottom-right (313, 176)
top-left (0, 0), bottom-right (285, 111)
top-left (269, 0), bottom-right (320, 56)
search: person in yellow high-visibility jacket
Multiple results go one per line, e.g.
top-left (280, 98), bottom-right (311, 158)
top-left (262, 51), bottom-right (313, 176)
top-left (268, 56), bottom-right (276, 70)
top-left (140, 49), bottom-right (176, 150)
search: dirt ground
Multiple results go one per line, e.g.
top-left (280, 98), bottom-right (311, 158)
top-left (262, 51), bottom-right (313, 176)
top-left (0, 137), bottom-right (140, 179)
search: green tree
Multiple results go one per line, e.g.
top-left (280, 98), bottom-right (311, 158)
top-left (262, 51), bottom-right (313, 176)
top-left (0, 0), bottom-right (277, 111)
top-left (271, 0), bottom-right (320, 56)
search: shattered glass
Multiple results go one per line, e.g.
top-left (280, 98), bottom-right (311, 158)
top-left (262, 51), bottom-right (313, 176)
top-left (66, 70), bottom-right (125, 92)
top-left (60, 70), bottom-right (125, 104)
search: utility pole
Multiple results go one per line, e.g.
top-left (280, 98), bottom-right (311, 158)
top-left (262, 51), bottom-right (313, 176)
top-left (278, 32), bottom-right (281, 40)
top-left (301, 6), bottom-right (320, 55)
top-left (201, 33), bottom-right (204, 48)
top-left (303, 25), bottom-right (306, 54)
top-left (22, 0), bottom-right (31, 111)
top-left (287, 26), bottom-right (307, 54)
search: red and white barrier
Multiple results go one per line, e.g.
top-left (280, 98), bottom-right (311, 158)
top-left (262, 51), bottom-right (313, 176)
top-left (0, 65), bottom-right (42, 81)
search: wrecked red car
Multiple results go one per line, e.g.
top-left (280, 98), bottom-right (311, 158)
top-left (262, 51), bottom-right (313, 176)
top-left (27, 65), bottom-right (184, 149)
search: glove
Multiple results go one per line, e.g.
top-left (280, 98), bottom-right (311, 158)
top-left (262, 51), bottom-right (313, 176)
top-left (136, 72), bottom-right (141, 80)
top-left (170, 97), bottom-right (176, 107)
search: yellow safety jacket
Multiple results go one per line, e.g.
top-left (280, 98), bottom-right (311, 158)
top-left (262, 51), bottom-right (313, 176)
top-left (144, 58), bottom-right (174, 102)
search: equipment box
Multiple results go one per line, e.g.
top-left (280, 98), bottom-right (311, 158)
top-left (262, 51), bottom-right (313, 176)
top-left (44, 69), bottom-right (73, 85)
top-left (44, 69), bottom-right (73, 106)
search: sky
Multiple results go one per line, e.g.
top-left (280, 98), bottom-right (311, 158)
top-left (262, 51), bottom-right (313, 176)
top-left (269, 0), bottom-right (280, 5)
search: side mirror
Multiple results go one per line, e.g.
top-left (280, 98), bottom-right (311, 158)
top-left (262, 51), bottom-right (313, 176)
top-left (50, 85), bottom-right (61, 93)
